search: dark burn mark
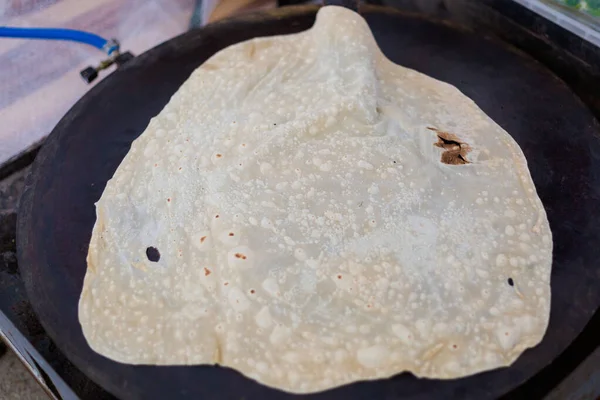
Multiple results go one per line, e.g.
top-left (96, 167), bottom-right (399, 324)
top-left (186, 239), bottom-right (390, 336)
top-left (146, 247), bottom-right (160, 262)
top-left (200, 236), bottom-right (207, 243)
top-left (229, 232), bottom-right (234, 236)
top-left (427, 127), bottom-right (471, 165)
top-left (508, 277), bottom-right (514, 286)
top-left (250, 289), bottom-right (255, 294)
top-left (204, 267), bottom-right (211, 276)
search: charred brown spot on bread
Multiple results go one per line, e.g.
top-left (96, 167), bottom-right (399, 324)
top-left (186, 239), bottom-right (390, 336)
top-left (202, 63), bottom-right (219, 71)
top-left (200, 236), bottom-right (207, 243)
top-left (204, 267), bottom-right (211, 276)
top-left (427, 127), bottom-right (471, 165)
top-left (247, 42), bottom-right (257, 59)
top-left (235, 253), bottom-right (248, 260)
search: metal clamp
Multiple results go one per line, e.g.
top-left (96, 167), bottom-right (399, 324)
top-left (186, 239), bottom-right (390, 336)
top-left (80, 39), bottom-right (135, 84)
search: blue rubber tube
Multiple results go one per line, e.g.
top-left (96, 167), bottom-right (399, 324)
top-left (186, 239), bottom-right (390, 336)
top-left (0, 27), bottom-right (117, 54)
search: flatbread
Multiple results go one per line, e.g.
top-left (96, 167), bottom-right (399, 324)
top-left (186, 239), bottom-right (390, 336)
top-left (79, 6), bottom-right (552, 394)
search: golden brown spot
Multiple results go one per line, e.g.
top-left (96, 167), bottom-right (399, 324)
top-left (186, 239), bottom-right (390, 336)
top-left (200, 236), bottom-right (207, 243)
top-left (204, 268), bottom-right (211, 276)
top-left (427, 127), bottom-right (471, 165)
top-left (337, 275), bottom-right (342, 279)
top-left (242, 143), bottom-right (246, 147)
top-left (203, 63), bottom-right (219, 71)
top-left (216, 154), bottom-right (222, 158)
top-left (224, 282), bottom-right (229, 286)
top-left (235, 253), bottom-right (247, 260)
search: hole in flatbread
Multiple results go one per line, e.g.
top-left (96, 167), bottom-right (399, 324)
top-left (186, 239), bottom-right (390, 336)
top-left (146, 247), bottom-right (160, 262)
top-left (507, 277), bottom-right (514, 286)
top-left (428, 127), bottom-right (471, 165)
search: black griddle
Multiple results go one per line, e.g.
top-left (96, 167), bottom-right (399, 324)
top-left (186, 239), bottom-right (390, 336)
top-left (15, 2), bottom-right (600, 399)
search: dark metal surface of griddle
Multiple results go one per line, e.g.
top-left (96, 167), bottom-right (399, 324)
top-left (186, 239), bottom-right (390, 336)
top-left (4, 1), bottom-right (600, 399)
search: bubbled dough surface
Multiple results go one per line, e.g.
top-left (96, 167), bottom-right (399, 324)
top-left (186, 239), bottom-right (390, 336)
top-left (79, 6), bottom-right (552, 394)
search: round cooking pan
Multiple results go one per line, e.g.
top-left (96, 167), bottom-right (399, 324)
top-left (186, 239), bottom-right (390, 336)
top-left (16, 1), bottom-right (600, 399)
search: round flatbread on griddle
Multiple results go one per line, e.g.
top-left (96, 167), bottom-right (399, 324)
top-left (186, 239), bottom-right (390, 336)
top-left (79, 6), bottom-right (552, 394)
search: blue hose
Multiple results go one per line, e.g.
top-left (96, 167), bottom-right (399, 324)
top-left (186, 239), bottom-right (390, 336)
top-left (0, 27), bottom-right (118, 54)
